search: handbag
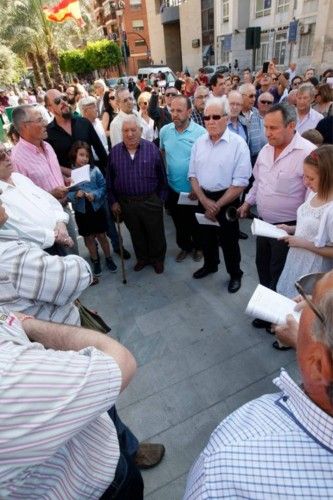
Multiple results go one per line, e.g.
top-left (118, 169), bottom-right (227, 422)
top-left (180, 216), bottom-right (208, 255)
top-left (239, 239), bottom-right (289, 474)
top-left (75, 299), bottom-right (111, 334)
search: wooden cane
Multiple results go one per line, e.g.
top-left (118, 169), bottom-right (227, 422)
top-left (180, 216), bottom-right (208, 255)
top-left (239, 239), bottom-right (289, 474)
top-left (116, 212), bottom-right (127, 284)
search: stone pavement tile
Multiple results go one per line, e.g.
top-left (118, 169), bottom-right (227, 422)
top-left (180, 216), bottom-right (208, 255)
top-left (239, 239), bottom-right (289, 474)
top-left (124, 329), bottom-right (172, 367)
top-left (135, 302), bottom-right (182, 337)
top-left (145, 474), bottom-right (188, 500)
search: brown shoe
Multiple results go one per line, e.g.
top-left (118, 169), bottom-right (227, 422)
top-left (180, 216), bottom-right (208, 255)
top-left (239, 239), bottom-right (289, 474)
top-left (153, 261), bottom-right (164, 274)
top-left (176, 250), bottom-right (188, 262)
top-left (134, 442), bottom-right (165, 470)
top-left (192, 249), bottom-right (203, 262)
top-left (134, 261), bottom-right (146, 272)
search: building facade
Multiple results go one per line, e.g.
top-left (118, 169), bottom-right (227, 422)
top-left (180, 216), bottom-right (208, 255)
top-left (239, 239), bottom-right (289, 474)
top-left (215, 0), bottom-right (333, 74)
top-left (91, 0), bottom-right (151, 75)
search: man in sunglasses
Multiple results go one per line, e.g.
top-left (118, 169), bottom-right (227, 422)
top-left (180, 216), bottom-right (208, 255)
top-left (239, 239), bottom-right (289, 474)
top-left (148, 87), bottom-right (179, 139)
top-left (185, 270), bottom-right (333, 498)
top-left (188, 97), bottom-right (251, 293)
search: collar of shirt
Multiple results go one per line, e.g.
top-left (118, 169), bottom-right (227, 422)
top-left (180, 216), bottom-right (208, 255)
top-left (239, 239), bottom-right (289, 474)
top-left (0, 178), bottom-right (14, 193)
top-left (205, 126), bottom-right (231, 146)
top-left (274, 368), bottom-right (333, 452)
top-left (270, 131), bottom-right (306, 163)
top-left (169, 120), bottom-right (195, 135)
top-left (18, 137), bottom-right (47, 155)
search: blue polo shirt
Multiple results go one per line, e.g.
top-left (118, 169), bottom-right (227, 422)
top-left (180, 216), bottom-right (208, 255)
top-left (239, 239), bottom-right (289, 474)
top-left (160, 120), bottom-right (206, 193)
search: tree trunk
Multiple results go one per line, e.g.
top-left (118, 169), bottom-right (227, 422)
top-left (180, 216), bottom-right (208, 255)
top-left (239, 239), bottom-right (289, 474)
top-left (48, 46), bottom-right (65, 86)
top-left (36, 52), bottom-right (52, 89)
top-left (27, 51), bottom-right (43, 88)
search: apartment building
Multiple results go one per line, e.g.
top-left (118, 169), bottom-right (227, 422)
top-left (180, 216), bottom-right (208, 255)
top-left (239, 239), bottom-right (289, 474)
top-left (215, 0), bottom-right (333, 74)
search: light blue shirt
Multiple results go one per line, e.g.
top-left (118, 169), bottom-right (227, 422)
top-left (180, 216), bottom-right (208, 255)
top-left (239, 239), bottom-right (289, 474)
top-left (227, 120), bottom-right (247, 143)
top-left (184, 369), bottom-right (333, 499)
top-left (188, 128), bottom-right (251, 191)
top-left (159, 120), bottom-right (206, 193)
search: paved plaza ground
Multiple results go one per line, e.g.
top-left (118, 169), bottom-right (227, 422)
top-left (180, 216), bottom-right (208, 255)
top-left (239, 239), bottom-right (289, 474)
top-left (80, 214), bottom-right (299, 499)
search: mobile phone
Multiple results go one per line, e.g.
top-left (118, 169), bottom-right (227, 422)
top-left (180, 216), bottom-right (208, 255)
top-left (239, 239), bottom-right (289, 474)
top-left (327, 77), bottom-right (333, 89)
top-left (262, 61), bottom-right (269, 74)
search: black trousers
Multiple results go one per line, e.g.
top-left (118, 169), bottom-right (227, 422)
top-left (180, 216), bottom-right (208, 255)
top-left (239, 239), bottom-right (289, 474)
top-left (167, 187), bottom-right (202, 252)
top-left (255, 220), bottom-right (295, 290)
top-left (120, 193), bottom-right (166, 263)
top-left (198, 190), bottom-right (242, 279)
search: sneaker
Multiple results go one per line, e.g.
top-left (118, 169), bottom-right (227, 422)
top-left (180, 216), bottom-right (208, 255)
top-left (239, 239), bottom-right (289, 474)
top-left (105, 257), bottom-right (117, 273)
top-left (91, 258), bottom-right (102, 277)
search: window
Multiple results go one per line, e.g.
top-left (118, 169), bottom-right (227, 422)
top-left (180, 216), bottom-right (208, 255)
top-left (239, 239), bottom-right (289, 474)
top-left (222, 0), bottom-right (229, 22)
top-left (298, 23), bottom-right (315, 57)
top-left (302, 0), bottom-right (318, 14)
top-left (276, 0), bottom-right (289, 13)
top-left (132, 19), bottom-right (144, 31)
top-left (135, 39), bottom-right (146, 46)
top-left (255, 0), bottom-right (271, 17)
top-left (274, 31), bottom-right (287, 64)
top-left (256, 33), bottom-right (269, 66)
top-left (130, 0), bottom-right (141, 7)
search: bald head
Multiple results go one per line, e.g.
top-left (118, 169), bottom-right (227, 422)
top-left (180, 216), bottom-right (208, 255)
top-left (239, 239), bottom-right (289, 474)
top-left (46, 89), bottom-right (71, 120)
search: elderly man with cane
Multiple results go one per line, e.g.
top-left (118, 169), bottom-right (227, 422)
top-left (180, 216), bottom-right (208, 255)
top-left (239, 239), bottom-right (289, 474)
top-left (107, 115), bottom-right (168, 274)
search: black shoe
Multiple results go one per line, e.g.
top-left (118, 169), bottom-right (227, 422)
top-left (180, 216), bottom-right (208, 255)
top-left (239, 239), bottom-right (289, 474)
top-left (91, 258), bottom-right (102, 277)
top-left (272, 340), bottom-right (292, 351)
top-left (115, 247), bottom-right (131, 260)
top-left (252, 318), bottom-right (271, 329)
top-left (239, 231), bottom-right (248, 240)
top-left (193, 266), bottom-right (218, 279)
top-left (228, 277), bottom-right (242, 293)
top-left (105, 257), bottom-right (117, 273)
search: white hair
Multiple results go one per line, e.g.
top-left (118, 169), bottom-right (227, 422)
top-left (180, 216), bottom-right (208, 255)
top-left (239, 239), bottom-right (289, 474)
top-left (204, 96), bottom-right (227, 115)
top-left (298, 83), bottom-right (316, 97)
top-left (78, 96), bottom-right (97, 114)
top-left (239, 83), bottom-right (256, 95)
top-left (94, 79), bottom-right (107, 90)
top-left (121, 114), bottom-right (143, 130)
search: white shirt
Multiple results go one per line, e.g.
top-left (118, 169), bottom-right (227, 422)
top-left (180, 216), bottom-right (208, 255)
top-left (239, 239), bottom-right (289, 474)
top-left (0, 172), bottom-right (68, 249)
top-left (110, 110), bottom-right (149, 147)
top-left (184, 369), bottom-right (333, 499)
top-left (188, 128), bottom-right (252, 191)
top-left (138, 111), bottom-right (157, 142)
top-left (92, 118), bottom-right (109, 158)
top-left (0, 311), bottom-right (121, 499)
top-left (296, 107), bottom-right (323, 134)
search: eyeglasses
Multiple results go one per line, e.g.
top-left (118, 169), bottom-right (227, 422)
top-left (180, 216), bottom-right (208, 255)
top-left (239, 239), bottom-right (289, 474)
top-left (24, 116), bottom-right (44, 124)
top-left (295, 272), bottom-right (326, 325)
top-left (196, 95), bottom-right (209, 100)
top-left (53, 95), bottom-right (68, 105)
top-left (121, 97), bottom-right (134, 103)
top-left (292, 81), bottom-right (301, 86)
top-left (0, 148), bottom-right (11, 161)
top-left (109, 96), bottom-right (116, 100)
top-left (203, 114), bottom-right (227, 121)
top-left (259, 100), bottom-right (273, 105)
top-left (140, 102), bottom-right (148, 105)
top-left (242, 94), bottom-right (256, 98)
top-left (166, 93), bottom-right (177, 97)
top-left (271, 78), bottom-right (278, 81)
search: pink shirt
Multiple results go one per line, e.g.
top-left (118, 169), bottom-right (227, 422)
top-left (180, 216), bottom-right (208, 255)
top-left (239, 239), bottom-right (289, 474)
top-left (11, 138), bottom-right (64, 193)
top-left (246, 132), bottom-right (316, 223)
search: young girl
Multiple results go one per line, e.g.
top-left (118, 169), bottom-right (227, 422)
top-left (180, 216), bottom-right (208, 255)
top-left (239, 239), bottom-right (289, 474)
top-left (67, 141), bottom-right (117, 279)
top-left (277, 145), bottom-right (333, 300)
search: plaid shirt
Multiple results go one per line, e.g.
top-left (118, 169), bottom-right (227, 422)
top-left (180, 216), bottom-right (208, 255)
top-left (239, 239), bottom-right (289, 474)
top-left (240, 107), bottom-right (267, 157)
top-left (191, 109), bottom-right (205, 128)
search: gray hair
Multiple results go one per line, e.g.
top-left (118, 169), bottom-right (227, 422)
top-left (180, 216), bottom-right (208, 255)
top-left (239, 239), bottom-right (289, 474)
top-left (12, 105), bottom-right (34, 132)
top-left (194, 85), bottom-right (209, 98)
top-left (228, 90), bottom-right (243, 101)
top-left (115, 85), bottom-right (129, 101)
top-left (258, 91), bottom-right (274, 103)
top-left (121, 114), bottom-right (143, 130)
top-left (312, 291), bottom-right (333, 350)
top-left (265, 102), bottom-right (297, 125)
top-left (204, 96), bottom-right (227, 115)
top-left (94, 79), bottom-right (107, 90)
top-left (78, 96), bottom-right (97, 114)
top-left (298, 82), bottom-right (316, 97)
top-left (239, 83), bottom-right (256, 95)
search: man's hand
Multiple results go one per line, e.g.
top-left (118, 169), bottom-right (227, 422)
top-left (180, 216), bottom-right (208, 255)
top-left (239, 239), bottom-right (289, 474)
top-left (112, 202), bottom-right (121, 216)
top-left (188, 191), bottom-right (198, 201)
top-left (237, 202), bottom-right (251, 219)
top-left (76, 190), bottom-right (85, 199)
top-left (54, 221), bottom-right (74, 247)
top-left (201, 197), bottom-right (219, 217)
top-left (51, 185), bottom-right (69, 199)
top-left (0, 205), bottom-right (8, 226)
top-left (274, 314), bottom-right (298, 349)
top-left (85, 192), bottom-right (94, 202)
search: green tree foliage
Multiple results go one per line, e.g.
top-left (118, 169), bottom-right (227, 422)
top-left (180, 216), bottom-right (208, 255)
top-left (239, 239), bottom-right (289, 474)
top-left (60, 40), bottom-right (122, 75)
top-left (60, 49), bottom-right (93, 74)
top-left (0, 45), bottom-right (25, 85)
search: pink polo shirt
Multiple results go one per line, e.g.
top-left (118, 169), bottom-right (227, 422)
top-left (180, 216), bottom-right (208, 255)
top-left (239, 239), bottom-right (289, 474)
top-left (246, 132), bottom-right (316, 223)
top-left (11, 138), bottom-right (64, 193)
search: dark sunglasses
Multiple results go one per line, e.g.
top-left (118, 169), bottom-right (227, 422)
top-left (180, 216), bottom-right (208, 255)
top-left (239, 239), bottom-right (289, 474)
top-left (260, 100), bottom-right (273, 105)
top-left (54, 95), bottom-right (68, 105)
top-left (295, 272), bottom-right (326, 325)
top-left (245, 94), bottom-right (256, 98)
top-left (166, 92), bottom-right (177, 97)
top-left (109, 96), bottom-right (116, 100)
top-left (203, 114), bottom-right (227, 121)
top-left (140, 102), bottom-right (148, 105)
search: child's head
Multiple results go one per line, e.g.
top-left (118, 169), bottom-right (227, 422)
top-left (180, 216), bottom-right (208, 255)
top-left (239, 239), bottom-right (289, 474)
top-left (69, 141), bottom-right (91, 167)
top-left (303, 145), bottom-right (333, 198)
top-left (301, 128), bottom-right (324, 146)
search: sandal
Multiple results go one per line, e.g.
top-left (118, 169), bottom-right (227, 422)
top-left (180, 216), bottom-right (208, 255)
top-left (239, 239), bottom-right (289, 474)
top-left (272, 340), bottom-right (291, 351)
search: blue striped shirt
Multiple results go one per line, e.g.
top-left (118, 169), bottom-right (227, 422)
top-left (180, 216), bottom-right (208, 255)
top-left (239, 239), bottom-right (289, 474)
top-left (107, 139), bottom-right (168, 205)
top-left (184, 369), bottom-right (333, 499)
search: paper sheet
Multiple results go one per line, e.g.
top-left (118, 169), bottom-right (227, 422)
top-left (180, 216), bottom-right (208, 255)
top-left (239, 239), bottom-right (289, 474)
top-left (251, 218), bottom-right (288, 239)
top-left (245, 284), bottom-right (301, 325)
top-left (178, 192), bottom-right (199, 206)
top-left (70, 164), bottom-right (91, 187)
top-left (195, 213), bottom-right (220, 226)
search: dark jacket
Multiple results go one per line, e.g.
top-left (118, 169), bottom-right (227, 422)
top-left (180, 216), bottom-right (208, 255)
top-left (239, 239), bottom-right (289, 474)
top-left (148, 93), bottom-right (172, 131)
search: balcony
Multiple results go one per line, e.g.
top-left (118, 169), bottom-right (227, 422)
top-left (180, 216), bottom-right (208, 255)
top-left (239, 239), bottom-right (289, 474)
top-left (160, 5), bottom-right (179, 24)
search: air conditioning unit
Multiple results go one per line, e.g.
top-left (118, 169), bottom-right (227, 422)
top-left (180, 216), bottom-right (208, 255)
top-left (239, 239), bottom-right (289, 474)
top-left (300, 24), bottom-right (310, 34)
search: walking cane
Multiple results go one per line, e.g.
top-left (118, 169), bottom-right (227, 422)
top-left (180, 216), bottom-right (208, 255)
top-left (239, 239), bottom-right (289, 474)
top-left (116, 212), bottom-right (127, 284)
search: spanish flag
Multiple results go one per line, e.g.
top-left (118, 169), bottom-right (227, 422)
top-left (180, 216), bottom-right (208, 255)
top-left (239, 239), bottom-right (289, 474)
top-left (43, 0), bottom-right (85, 27)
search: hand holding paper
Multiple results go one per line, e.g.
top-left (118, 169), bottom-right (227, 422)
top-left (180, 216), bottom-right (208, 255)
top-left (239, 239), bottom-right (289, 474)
top-left (195, 213), bottom-right (220, 226)
top-left (245, 284), bottom-right (301, 325)
top-left (70, 164), bottom-right (91, 187)
top-left (251, 218), bottom-right (288, 239)
top-left (178, 192), bottom-right (199, 206)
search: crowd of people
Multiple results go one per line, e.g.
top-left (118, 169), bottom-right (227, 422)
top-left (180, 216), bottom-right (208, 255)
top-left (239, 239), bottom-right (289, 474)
top-left (0, 59), bottom-right (332, 498)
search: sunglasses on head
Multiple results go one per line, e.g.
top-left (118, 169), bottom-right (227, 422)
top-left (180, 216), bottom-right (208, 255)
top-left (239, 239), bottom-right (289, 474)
top-left (203, 114), bottom-right (227, 121)
top-left (53, 95), bottom-right (68, 105)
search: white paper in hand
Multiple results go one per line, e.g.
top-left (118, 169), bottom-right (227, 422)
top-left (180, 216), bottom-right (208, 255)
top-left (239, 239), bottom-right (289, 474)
top-left (195, 213), bottom-right (220, 226)
top-left (70, 164), bottom-right (91, 187)
top-left (245, 284), bottom-right (301, 325)
top-left (178, 192), bottom-right (199, 206)
top-left (251, 218), bottom-right (288, 239)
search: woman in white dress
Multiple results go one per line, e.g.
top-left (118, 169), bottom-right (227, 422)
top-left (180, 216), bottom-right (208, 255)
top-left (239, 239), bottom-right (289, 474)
top-left (137, 92), bottom-right (157, 143)
top-left (277, 145), bottom-right (333, 299)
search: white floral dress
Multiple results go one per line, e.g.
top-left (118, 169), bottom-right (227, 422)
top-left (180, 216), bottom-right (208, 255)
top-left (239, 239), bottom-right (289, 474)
top-left (277, 193), bottom-right (333, 298)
